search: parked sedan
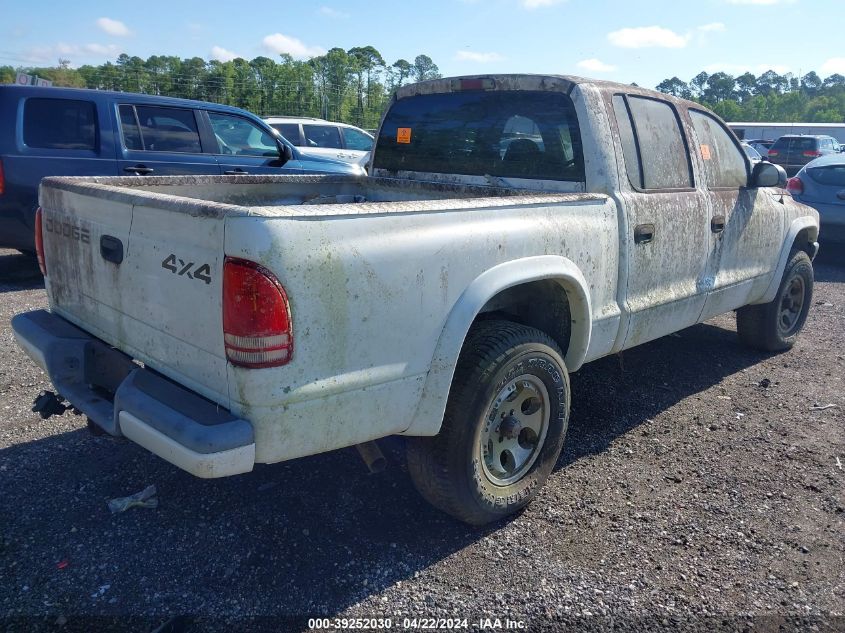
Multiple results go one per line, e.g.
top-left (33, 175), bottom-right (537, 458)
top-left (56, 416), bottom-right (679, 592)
top-left (787, 154), bottom-right (845, 242)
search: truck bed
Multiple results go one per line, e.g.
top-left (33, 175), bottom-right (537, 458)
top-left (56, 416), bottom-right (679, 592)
top-left (41, 174), bottom-right (603, 218)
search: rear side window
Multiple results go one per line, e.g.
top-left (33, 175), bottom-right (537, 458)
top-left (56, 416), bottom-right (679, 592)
top-left (343, 127), bottom-right (373, 151)
top-left (128, 105), bottom-right (202, 153)
top-left (614, 95), bottom-right (693, 190)
top-left (270, 123), bottom-right (301, 145)
top-left (23, 98), bottom-right (97, 150)
top-left (807, 164), bottom-right (845, 186)
top-left (304, 124), bottom-right (342, 149)
top-left (773, 137), bottom-right (817, 152)
top-left (374, 90), bottom-right (584, 182)
top-left (689, 110), bottom-right (748, 188)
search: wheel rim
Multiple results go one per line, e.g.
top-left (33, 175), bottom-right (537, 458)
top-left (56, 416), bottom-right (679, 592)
top-left (480, 374), bottom-right (550, 487)
top-left (778, 275), bottom-right (805, 336)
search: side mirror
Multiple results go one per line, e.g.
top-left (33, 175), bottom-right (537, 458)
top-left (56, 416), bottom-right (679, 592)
top-left (278, 143), bottom-right (294, 164)
top-left (751, 161), bottom-right (787, 188)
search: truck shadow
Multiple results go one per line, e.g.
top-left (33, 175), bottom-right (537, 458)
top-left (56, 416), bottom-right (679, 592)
top-left (561, 317), bottom-right (767, 471)
top-left (0, 249), bottom-right (44, 292)
top-left (0, 316), bottom-right (775, 629)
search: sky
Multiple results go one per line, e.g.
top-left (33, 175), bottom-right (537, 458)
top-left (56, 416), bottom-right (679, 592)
top-left (2, 0), bottom-right (844, 89)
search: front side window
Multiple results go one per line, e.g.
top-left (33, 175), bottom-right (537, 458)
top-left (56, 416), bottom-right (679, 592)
top-left (343, 127), bottom-right (373, 151)
top-left (129, 105), bottom-right (202, 153)
top-left (690, 110), bottom-right (748, 188)
top-left (119, 105), bottom-right (143, 151)
top-left (209, 113), bottom-right (278, 156)
top-left (23, 98), bottom-right (97, 150)
top-left (616, 95), bottom-right (693, 190)
top-left (374, 90), bottom-right (584, 181)
top-left (304, 124), bottom-right (343, 149)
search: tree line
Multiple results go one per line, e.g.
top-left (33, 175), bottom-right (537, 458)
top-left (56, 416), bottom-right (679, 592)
top-left (5, 51), bottom-right (844, 125)
top-left (657, 70), bottom-right (845, 122)
top-left (0, 47), bottom-right (441, 129)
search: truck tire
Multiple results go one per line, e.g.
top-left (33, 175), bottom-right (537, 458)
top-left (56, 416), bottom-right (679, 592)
top-left (737, 250), bottom-right (813, 352)
top-left (407, 320), bottom-right (570, 525)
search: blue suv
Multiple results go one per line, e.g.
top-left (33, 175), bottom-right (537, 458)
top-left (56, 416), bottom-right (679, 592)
top-left (0, 85), bottom-right (365, 252)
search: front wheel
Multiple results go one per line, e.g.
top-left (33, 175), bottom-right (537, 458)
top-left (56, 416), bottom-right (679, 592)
top-left (407, 320), bottom-right (570, 525)
top-left (737, 250), bottom-right (813, 352)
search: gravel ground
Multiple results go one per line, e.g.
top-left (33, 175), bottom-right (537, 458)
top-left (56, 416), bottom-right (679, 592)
top-left (0, 247), bottom-right (842, 633)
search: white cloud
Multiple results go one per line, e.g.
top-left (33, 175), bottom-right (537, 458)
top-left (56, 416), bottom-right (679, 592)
top-left (698, 22), bottom-right (726, 32)
top-left (96, 17), bottom-right (131, 37)
top-left (262, 33), bottom-right (325, 59)
top-left (576, 58), bottom-right (617, 73)
top-left (319, 6), bottom-right (350, 18)
top-left (520, 0), bottom-right (566, 8)
top-left (455, 50), bottom-right (505, 63)
top-left (607, 26), bottom-right (689, 49)
top-left (820, 57), bottom-right (845, 75)
top-left (23, 42), bottom-right (120, 64)
top-left (211, 46), bottom-right (241, 62)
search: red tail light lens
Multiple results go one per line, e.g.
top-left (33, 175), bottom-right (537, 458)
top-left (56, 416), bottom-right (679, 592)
top-left (802, 150), bottom-right (821, 157)
top-left (786, 177), bottom-right (803, 195)
top-left (767, 150), bottom-right (779, 157)
top-left (34, 207), bottom-right (46, 275)
top-left (223, 257), bottom-right (292, 368)
top-left (0, 158), bottom-right (5, 195)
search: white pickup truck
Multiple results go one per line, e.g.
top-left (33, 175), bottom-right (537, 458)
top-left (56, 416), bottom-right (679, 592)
top-left (13, 74), bottom-right (819, 525)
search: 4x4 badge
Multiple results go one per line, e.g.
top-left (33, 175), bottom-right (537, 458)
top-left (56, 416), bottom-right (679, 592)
top-left (161, 254), bottom-right (212, 285)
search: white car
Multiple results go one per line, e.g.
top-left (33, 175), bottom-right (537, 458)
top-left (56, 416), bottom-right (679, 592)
top-left (264, 116), bottom-right (374, 168)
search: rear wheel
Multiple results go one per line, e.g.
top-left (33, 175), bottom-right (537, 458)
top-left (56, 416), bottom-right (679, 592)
top-left (407, 320), bottom-right (570, 525)
top-left (737, 250), bottom-right (813, 352)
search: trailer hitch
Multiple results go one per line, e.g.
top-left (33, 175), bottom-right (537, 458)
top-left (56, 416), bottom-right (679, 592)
top-left (31, 391), bottom-right (69, 419)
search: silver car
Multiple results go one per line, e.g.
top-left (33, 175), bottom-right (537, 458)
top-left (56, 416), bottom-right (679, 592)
top-left (264, 116), bottom-right (374, 168)
top-left (788, 154), bottom-right (845, 242)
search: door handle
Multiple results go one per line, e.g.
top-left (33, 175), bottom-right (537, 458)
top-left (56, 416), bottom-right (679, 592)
top-left (837, 190), bottom-right (845, 201)
top-left (100, 235), bottom-right (124, 265)
top-left (224, 168), bottom-right (249, 175)
top-left (711, 215), bottom-right (726, 233)
top-left (124, 165), bottom-right (154, 175)
top-left (634, 223), bottom-right (655, 244)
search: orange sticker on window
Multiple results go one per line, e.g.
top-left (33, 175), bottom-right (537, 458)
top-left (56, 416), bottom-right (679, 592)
top-left (397, 127), bottom-right (412, 144)
top-left (701, 144), bottom-right (712, 160)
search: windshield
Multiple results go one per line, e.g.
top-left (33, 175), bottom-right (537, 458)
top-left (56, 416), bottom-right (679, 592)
top-left (373, 90), bottom-right (584, 182)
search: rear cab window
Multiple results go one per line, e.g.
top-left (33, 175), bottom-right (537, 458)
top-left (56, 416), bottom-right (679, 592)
top-left (612, 94), bottom-right (693, 190)
top-left (23, 98), bottom-right (97, 151)
top-left (373, 90), bottom-right (584, 182)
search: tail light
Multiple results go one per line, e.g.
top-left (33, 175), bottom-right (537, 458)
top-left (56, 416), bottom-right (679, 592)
top-left (223, 257), bottom-right (292, 368)
top-left (34, 207), bottom-right (46, 275)
top-left (767, 150), bottom-right (779, 157)
top-left (802, 150), bottom-right (821, 158)
top-left (0, 158), bottom-right (5, 195)
top-left (786, 177), bottom-right (803, 195)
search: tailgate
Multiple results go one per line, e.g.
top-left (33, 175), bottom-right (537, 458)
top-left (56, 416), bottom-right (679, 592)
top-left (40, 181), bottom-right (230, 406)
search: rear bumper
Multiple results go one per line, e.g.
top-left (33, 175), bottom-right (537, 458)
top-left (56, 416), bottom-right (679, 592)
top-left (11, 309), bottom-right (255, 478)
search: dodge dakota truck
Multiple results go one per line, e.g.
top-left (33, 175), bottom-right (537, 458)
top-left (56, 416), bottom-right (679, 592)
top-left (12, 74), bottom-right (819, 525)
